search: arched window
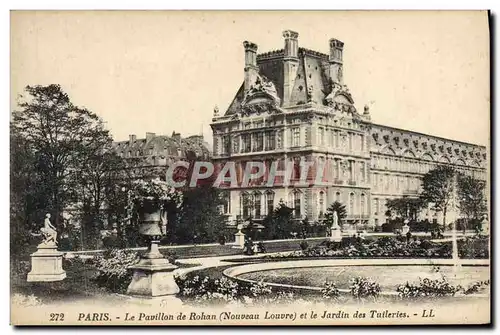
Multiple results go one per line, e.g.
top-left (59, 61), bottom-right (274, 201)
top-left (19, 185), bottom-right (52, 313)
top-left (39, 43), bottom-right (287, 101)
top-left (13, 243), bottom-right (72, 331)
top-left (335, 191), bottom-right (341, 203)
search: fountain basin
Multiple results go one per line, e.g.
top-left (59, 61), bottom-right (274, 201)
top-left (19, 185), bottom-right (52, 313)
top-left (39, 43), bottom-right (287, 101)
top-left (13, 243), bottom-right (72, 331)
top-left (223, 258), bottom-right (489, 296)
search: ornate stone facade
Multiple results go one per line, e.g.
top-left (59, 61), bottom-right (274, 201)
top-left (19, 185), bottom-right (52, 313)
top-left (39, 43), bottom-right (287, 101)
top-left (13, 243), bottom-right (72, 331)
top-left (210, 31), bottom-right (487, 228)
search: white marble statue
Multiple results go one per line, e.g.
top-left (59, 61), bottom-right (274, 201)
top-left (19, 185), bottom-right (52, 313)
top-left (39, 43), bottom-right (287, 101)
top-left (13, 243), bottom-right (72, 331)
top-left (40, 213), bottom-right (57, 245)
top-left (332, 210), bottom-right (339, 228)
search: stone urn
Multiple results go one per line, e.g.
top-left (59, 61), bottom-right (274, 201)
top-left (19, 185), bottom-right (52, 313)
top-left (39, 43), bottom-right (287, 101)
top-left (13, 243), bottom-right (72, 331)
top-left (126, 199), bottom-right (180, 301)
top-left (137, 199), bottom-right (164, 236)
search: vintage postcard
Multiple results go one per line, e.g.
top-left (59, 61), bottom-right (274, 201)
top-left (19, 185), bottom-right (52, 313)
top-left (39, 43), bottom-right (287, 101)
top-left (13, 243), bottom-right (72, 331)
top-left (10, 10), bottom-right (490, 326)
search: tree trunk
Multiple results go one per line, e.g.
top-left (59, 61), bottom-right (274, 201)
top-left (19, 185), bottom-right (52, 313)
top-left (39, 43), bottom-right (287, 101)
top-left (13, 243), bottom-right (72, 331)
top-left (442, 206), bottom-right (447, 231)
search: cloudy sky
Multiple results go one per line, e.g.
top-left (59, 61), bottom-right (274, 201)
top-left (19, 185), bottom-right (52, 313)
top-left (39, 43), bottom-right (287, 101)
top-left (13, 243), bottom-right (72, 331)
top-left (11, 11), bottom-right (490, 146)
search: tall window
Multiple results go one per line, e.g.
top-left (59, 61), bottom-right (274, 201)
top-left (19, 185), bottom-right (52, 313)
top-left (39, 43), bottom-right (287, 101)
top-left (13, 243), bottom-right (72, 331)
top-left (334, 159), bottom-right (340, 179)
top-left (241, 193), bottom-right (251, 218)
top-left (349, 192), bottom-right (355, 214)
top-left (242, 134), bottom-right (251, 153)
top-left (232, 135), bottom-right (239, 153)
top-left (276, 131), bottom-right (283, 149)
top-left (292, 157), bottom-right (301, 180)
top-left (360, 193), bottom-right (366, 215)
top-left (266, 191), bottom-right (274, 216)
top-left (266, 131), bottom-right (276, 151)
top-left (292, 127), bottom-right (300, 147)
top-left (253, 132), bottom-right (263, 152)
top-left (319, 191), bottom-right (325, 215)
top-left (318, 127), bottom-right (325, 146)
top-left (349, 160), bottom-right (354, 181)
top-left (293, 190), bottom-right (302, 218)
top-left (360, 162), bottom-right (365, 182)
top-left (335, 191), bottom-right (341, 203)
top-left (222, 192), bottom-right (230, 214)
top-left (222, 135), bottom-right (230, 154)
top-left (254, 192), bottom-right (261, 218)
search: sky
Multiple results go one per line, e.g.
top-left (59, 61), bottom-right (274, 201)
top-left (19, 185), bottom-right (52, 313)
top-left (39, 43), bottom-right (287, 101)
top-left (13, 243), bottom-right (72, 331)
top-left (10, 11), bottom-right (490, 147)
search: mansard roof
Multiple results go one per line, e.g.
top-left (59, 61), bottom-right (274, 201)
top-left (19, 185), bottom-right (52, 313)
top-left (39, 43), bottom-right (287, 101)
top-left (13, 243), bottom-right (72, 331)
top-left (224, 47), bottom-right (336, 116)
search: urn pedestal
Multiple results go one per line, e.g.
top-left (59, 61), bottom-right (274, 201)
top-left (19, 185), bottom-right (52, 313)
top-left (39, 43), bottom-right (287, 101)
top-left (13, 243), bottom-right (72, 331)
top-left (232, 230), bottom-right (245, 249)
top-left (126, 239), bottom-right (180, 301)
top-left (27, 243), bottom-right (66, 282)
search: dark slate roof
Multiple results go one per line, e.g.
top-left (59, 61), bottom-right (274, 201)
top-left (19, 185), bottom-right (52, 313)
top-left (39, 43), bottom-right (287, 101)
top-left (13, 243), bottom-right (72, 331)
top-left (112, 134), bottom-right (211, 160)
top-left (224, 47), bottom-right (332, 116)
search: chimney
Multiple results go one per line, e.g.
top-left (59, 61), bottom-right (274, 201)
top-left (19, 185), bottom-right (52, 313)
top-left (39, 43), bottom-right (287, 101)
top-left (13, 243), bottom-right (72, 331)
top-left (243, 41), bottom-right (258, 92)
top-left (171, 131), bottom-right (181, 141)
top-left (282, 30), bottom-right (299, 106)
top-left (146, 132), bottom-right (156, 142)
top-left (129, 134), bottom-right (136, 145)
top-left (329, 38), bottom-right (344, 85)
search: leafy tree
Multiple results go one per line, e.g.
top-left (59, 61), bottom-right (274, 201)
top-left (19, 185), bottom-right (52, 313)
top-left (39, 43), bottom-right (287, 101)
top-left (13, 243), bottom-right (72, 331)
top-left (457, 174), bottom-right (487, 229)
top-left (324, 201), bottom-right (347, 228)
top-left (10, 129), bottom-right (42, 255)
top-left (420, 165), bottom-right (456, 229)
top-left (263, 199), bottom-right (296, 240)
top-left (386, 197), bottom-right (426, 221)
top-left (173, 185), bottom-right (228, 244)
top-left (11, 84), bottom-right (111, 233)
top-left (75, 149), bottom-right (133, 247)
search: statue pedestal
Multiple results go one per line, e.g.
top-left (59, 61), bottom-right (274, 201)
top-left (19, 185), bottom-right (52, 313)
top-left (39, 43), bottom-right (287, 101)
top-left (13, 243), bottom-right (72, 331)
top-left (27, 243), bottom-right (66, 282)
top-left (402, 224), bottom-right (410, 235)
top-left (328, 227), bottom-right (342, 242)
top-left (232, 231), bottom-right (245, 249)
top-left (127, 240), bottom-right (181, 302)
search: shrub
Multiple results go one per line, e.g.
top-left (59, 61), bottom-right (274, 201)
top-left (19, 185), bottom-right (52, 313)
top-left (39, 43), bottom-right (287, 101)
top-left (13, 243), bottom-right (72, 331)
top-left (458, 236), bottom-right (489, 259)
top-left (249, 280), bottom-right (272, 297)
top-left (92, 249), bottom-right (139, 293)
top-left (321, 281), bottom-right (340, 299)
top-left (350, 277), bottom-right (380, 299)
top-left (396, 282), bottom-right (422, 299)
top-left (397, 278), bottom-right (460, 299)
top-left (463, 280), bottom-right (490, 295)
top-left (299, 240), bottom-right (309, 251)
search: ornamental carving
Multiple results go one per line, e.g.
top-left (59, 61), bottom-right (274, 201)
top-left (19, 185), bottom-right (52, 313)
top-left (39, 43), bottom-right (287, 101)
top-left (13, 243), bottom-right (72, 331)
top-left (241, 74), bottom-right (281, 109)
top-left (240, 101), bottom-right (281, 117)
top-left (383, 135), bottom-right (390, 143)
top-left (403, 138), bottom-right (409, 147)
top-left (430, 143), bottom-right (436, 152)
top-left (372, 133), bottom-right (379, 143)
top-left (413, 140), bottom-right (419, 148)
top-left (454, 148), bottom-right (460, 155)
top-left (307, 85), bottom-right (314, 103)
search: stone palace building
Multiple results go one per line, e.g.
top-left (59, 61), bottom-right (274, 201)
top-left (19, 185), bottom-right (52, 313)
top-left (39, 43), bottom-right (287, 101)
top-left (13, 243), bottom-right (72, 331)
top-left (210, 30), bottom-right (488, 229)
top-left (112, 131), bottom-right (211, 180)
